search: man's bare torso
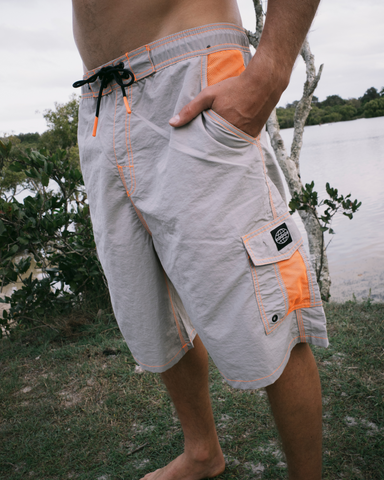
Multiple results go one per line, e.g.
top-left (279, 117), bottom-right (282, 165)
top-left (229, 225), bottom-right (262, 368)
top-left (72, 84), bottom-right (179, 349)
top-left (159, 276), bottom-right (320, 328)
top-left (72, 0), bottom-right (242, 71)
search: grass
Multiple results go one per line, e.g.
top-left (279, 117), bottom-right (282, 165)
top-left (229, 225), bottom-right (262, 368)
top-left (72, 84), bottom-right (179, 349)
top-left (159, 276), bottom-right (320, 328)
top-left (0, 300), bottom-right (383, 480)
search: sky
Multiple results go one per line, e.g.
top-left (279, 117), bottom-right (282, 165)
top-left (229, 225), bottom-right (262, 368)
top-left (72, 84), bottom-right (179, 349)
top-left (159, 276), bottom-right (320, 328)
top-left (0, 0), bottom-right (383, 135)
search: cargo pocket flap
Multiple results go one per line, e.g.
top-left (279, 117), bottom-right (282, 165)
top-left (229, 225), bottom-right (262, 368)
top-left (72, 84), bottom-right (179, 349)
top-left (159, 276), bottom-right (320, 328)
top-left (242, 214), bottom-right (314, 335)
top-left (242, 214), bottom-right (303, 266)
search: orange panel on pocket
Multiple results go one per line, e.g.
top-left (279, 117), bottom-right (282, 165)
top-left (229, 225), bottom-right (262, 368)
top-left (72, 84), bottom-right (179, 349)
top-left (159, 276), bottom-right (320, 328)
top-left (277, 250), bottom-right (312, 313)
top-left (207, 50), bottom-right (245, 86)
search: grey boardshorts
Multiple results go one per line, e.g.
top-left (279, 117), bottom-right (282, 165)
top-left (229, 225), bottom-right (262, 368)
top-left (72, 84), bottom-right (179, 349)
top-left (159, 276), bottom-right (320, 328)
top-left (77, 23), bottom-right (328, 390)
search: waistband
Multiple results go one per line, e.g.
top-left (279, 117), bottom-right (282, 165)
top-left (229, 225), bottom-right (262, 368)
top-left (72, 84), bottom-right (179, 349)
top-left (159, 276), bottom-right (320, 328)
top-left (80, 23), bottom-right (250, 99)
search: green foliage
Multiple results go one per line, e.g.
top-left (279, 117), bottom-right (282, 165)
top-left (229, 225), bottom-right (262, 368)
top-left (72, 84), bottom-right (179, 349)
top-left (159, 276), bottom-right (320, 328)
top-left (289, 181), bottom-right (362, 235)
top-left (289, 181), bottom-right (362, 297)
top-left (364, 97), bottom-right (384, 118)
top-left (360, 86), bottom-right (380, 105)
top-left (322, 111), bottom-right (343, 123)
top-left (0, 137), bottom-right (31, 199)
top-left (275, 106), bottom-right (295, 129)
top-left (0, 302), bottom-right (383, 479)
top-left (1, 97), bottom-right (80, 200)
top-left (0, 99), bottom-right (111, 336)
top-left (40, 95), bottom-right (79, 153)
top-left (338, 104), bottom-right (357, 121)
top-left (320, 94), bottom-right (346, 107)
top-left (277, 85), bottom-right (384, 129)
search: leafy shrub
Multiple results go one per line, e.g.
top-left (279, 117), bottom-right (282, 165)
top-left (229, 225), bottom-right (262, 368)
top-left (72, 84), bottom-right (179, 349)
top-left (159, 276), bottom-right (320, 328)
top-left (0, 141), bottom-right (111, 336)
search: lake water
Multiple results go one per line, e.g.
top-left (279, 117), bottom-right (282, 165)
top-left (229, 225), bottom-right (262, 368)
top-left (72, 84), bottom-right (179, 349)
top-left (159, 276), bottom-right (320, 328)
top-left (1, 117), bottom-right (383, 306)
top-left (278, 116), bottom-right (384, 302)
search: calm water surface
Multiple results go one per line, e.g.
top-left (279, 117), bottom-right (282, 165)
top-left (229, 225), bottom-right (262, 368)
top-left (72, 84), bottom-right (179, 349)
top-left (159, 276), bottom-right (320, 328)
top-left (278, 116), bottom-right (384, 301)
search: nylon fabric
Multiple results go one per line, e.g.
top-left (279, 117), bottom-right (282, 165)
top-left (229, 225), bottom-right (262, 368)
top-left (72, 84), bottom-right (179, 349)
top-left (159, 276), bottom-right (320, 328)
top-left (77, 24), bottom-right (328, 390)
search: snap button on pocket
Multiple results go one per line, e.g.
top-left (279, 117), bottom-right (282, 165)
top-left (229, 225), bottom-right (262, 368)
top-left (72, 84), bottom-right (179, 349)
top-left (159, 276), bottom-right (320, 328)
top-left (242, 214), bottom-right (314, 335)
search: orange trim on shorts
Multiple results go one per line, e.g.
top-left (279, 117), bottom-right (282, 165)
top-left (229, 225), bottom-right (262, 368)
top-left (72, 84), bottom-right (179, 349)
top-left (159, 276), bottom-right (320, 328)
top-left (277, 250), bottom-right (312, 312)
top-left (206, 49), bottom-right (245, 86)
top-left (117, 166), bottom-right (152, 236)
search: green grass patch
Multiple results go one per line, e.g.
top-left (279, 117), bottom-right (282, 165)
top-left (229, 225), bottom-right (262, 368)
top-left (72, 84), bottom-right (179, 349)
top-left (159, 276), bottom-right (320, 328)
top-left (0, 301), bottom-right (383, 479)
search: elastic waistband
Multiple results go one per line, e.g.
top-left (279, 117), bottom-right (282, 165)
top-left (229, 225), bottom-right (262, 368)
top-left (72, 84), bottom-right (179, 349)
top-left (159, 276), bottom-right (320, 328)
top-left (80, 23), bottom-right (250, 98)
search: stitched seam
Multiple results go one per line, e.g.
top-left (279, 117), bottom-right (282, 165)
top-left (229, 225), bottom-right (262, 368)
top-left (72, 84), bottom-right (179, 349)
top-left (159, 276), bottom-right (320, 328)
top-left (151, 24), bottom-right (246, 48)
top-left (299, 310), bottom-right (305, 341)
top-left (297, 309), bottom-right (307, 342)
top-left (249, 260), bottom-right (270, 334)
top-left (206, 110), bottom-right (256, 143)
top-left (132, 343), bottom-right (190, 369)
top-left (252, 255), bottom-right (317, 336)
top-left (243, 212), bottom-right (290, 241)
top-left (291, 300), bottom-right (323, 309)
top-left (200, 56), bottom-right (203, 91)
top-left (219, 336), bottom-right (302, 383)
top-left (162, 271), bottom-right (188, 351)
top-left (151, 47), bottom-right (246, 75)
top-left (127, 49), bottom-right (147, 60)
top-left (204, 54), bottom-right (208, 88)
top-left (80, 46), bottom-right (249, 99)
top-left (153, 43), bottom-right (248, 69)
top-left (113, 87), bottom-right (135, 195)
top-left (127, 87), bottom-right (136, 195)
top-left (146, 46), bottom-right (156, 74)
top-left (127, 94), bottom-right (134, 191)
top-left (247, 238), bottom-right (302, 266)
top-left (125, 54), bottom-right (138, 82)
top-left (298, 246), bottom-right (317, 305)
top-left (112, 91), bottom-right (120, 167)
top-left (274, 263), bottom-right (289, 315)
top-left (188, 328), bottom-right (196, 343)
top-left (296, 309), bottom-right (303, 340)
top-left (255, 263), bottom-right (289, 333)
top-left (256, 138), bottom-right (277, 219)
top-left (117, 166), bottom-right (152, 236)
top-left (150, 25), bottom-right (247, 50)
top-left (200, 56), bottom-right (206, 90)
top-left (123, 92), bottom-right (133, 193)
top-left (132, 65), bottom-right (155, 78)
top-left (286, 301), bottom-right (318, 313)
top-left (81, 23), bottom-right (248, 86)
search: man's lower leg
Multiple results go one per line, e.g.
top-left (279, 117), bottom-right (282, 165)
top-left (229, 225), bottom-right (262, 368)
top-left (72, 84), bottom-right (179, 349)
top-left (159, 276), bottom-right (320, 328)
top-left (265, 343), bottom-right (323, 480)
top-left (140, 335), bottom-right (225, 480)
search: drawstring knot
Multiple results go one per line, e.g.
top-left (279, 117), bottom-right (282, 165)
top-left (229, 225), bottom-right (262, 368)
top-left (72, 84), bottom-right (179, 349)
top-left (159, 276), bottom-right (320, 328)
top-left (73, 62), bottom-right (135, 136)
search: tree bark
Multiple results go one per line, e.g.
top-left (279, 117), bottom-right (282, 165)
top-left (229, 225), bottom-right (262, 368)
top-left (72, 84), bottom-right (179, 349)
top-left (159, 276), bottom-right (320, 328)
top-left (247, 0), bottom-right (331, 300)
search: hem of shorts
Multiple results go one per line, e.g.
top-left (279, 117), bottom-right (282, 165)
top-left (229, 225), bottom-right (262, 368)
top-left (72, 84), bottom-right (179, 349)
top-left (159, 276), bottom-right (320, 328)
top-left (134, 329), bottom-right (198, 374)
top-left (220, 335), bottom-right (329, 391)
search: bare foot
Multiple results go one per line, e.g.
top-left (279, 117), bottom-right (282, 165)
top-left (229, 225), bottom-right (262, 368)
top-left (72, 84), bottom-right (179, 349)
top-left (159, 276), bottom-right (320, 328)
top-left (139, 451), bottom-right (225, 480)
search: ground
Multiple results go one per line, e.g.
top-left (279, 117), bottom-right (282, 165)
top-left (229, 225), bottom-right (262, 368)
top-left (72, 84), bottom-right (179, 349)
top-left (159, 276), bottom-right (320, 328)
top-left (0, 301), bottom-right (383, 479)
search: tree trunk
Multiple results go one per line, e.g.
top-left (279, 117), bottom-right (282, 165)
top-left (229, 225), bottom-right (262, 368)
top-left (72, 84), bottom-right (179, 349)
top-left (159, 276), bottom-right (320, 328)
top-left (247, 0), bottom-right (331, 300)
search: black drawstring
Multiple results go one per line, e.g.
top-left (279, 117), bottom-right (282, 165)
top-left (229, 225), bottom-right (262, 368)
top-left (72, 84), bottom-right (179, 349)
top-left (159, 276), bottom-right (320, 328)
top-left (73, 62), bottom-right (135, 136)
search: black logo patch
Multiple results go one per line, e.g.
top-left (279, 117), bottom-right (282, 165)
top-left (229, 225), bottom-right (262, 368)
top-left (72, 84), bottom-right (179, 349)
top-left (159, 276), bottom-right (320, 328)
top-left (270, 223), bottom-right (292, 251)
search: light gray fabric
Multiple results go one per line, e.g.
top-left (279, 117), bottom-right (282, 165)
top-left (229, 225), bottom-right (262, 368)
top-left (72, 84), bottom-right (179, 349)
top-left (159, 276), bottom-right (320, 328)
top-left (77, 24), bottom-right (328, 389)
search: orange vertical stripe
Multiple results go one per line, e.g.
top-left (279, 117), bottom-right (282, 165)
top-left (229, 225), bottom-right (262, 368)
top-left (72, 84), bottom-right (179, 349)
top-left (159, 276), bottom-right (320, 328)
top-left (206, 50), bottom-right (245, 86)
top-left (277, 251), bottom-right (311, 312)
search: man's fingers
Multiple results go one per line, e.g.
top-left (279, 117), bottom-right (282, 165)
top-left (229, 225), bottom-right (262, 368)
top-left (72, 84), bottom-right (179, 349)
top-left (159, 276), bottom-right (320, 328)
top-left (169, 91), bottom-right (214, 127)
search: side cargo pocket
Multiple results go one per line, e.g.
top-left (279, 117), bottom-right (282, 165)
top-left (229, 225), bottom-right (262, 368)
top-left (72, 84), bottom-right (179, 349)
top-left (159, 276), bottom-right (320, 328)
top-left (242, 214), bottom-right (321, 335)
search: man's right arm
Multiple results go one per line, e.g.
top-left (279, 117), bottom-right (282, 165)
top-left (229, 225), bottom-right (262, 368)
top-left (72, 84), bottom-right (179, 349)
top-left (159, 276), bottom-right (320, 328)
top-left (170, 0), bottom-right (321, 137)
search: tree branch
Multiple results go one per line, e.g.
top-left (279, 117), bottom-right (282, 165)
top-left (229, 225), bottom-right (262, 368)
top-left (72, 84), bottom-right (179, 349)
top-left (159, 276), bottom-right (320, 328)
top-left (247, 2), bottom-right (330, 299)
